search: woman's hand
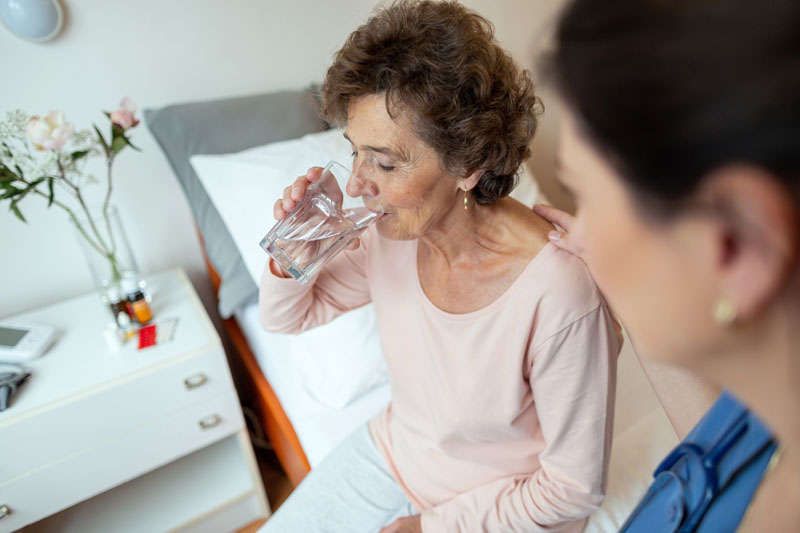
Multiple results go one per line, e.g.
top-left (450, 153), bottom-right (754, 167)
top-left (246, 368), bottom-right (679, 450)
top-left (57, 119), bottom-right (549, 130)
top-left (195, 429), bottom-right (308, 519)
top-left (268, 166), bottom-right (359, 275)
top-left (273, 167), bottom-right (325, 220)
top-left (533, 203), bottom-right (585, 260)
top-left (380, 515), bottom-right (422, 533)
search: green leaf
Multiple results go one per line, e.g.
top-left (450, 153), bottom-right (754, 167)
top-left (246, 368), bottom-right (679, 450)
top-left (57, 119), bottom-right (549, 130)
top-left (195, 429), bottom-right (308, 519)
top-left (10, 202), bottom-right (26, 223)
top-left (47, 177), bottom-right (55, 207)
top-left (93, 124), bottom-right (110, 156)
top-left (0, 186), bottom-right (23, 200)
top-left (0, 161), bottom-right (19, 181)
top-left (71, 150), bottom-right (89, 161)
top-left (123, 134), bottom-right (142, 152)
top-left (1, 177), bottom-right (43, 205)
top-left (111, 135), bottom-right (127, 155)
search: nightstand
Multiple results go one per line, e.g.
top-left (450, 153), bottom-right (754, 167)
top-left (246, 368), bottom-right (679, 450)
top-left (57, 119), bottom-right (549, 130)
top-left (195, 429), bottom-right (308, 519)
top-left (0, 268), bottom-right (270, 532)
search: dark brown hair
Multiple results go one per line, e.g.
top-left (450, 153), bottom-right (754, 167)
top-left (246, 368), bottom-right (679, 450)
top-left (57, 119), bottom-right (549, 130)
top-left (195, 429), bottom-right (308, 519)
top-left (321, 0), bottom-right (542, 205)
top-left (550, 0), bottom-right (800, 214)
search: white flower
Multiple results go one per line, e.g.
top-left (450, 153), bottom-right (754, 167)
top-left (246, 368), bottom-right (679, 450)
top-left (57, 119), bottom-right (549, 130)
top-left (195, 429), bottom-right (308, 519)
top-left (26, 111), bottom-right (75, 151)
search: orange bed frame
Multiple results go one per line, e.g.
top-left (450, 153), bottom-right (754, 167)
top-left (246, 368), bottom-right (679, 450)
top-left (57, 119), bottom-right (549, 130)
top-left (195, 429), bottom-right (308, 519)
top-left (197, 230), bottom-right (311, 487)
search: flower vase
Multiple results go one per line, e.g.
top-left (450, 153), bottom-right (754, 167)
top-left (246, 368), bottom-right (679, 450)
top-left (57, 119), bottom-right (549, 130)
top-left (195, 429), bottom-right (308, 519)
top-left (71, 204), bottom-right (146, 302)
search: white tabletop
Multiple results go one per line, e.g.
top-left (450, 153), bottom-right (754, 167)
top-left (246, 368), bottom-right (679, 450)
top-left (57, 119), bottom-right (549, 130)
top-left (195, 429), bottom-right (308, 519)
top-left (0, 268), bottom-right (220, 426)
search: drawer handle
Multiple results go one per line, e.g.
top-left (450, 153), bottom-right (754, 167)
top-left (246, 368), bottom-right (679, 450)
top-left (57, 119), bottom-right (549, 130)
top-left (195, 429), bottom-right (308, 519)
top-left (0, 504), bottom-right (10, 519)
top-left (184, 373), bottom-right (208, 390)
top-left (199, 414), bottom-right (222, 430)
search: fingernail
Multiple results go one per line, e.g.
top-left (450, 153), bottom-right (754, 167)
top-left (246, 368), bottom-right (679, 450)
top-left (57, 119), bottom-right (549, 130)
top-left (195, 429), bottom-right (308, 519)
top-left (548, 231), bottom-right (561, 241)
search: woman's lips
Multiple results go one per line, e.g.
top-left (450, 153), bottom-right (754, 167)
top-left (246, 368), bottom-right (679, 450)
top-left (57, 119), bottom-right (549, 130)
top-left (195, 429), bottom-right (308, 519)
top-left (379, 213), bottom-right (391, 220)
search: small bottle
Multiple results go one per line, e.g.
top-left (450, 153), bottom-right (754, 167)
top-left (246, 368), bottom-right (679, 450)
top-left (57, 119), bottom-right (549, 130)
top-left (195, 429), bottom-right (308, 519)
top-left (106, 285), bottom-right (127, 329)
top-left (116, 311), bottom-right (137, 340)
top-left (121, 276), bottom-right (153, 324)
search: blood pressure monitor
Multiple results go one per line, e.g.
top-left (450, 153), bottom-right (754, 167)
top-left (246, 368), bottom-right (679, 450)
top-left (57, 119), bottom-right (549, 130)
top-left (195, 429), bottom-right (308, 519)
top-left (0, 321), bottom-right (56, 363)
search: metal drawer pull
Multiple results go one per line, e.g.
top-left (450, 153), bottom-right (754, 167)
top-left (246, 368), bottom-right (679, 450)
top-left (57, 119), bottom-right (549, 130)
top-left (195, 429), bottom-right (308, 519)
top-left (184, 373), bottom-right (208, 390)
top-left (0, 505), bottom-right (10, 519)
top-left (199, 414), bottom-right (222, 430)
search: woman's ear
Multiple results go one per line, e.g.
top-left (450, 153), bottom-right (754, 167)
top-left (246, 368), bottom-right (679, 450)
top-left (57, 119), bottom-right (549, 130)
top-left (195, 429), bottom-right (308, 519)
top-left (460, 169), bottom-right (484, 192)
top-left (703, 166), bottom-right (799, 321)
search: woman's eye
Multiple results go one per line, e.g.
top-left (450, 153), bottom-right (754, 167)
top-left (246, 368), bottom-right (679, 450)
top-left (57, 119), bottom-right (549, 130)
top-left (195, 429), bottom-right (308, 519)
top-left (351, 151), bottom-right (358, 158)
top-left (379, 163), bottom-right (395, 172)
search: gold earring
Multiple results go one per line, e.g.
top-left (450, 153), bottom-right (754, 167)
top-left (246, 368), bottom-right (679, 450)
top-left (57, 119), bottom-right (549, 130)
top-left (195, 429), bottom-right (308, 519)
top-left (712, 297), bottom-right (738, 327)
top-left (464, 189), bottom-right (468, 211)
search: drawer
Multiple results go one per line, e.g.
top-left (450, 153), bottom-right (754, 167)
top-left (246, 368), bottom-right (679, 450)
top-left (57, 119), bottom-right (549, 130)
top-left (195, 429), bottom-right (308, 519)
top-left (0, 346), bottom-right (234, 484)
top-left (0, 391), bottom-right (244, 532)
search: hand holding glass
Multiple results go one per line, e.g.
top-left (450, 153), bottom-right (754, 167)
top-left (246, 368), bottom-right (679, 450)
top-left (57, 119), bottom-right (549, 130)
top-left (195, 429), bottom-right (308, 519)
top-left (260, 161), bottom-right (383, 284)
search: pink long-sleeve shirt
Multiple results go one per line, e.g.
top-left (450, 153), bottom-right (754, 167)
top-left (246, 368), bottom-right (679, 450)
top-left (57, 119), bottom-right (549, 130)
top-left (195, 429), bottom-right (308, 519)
top-left (260, 225), bottom-right (620, 532)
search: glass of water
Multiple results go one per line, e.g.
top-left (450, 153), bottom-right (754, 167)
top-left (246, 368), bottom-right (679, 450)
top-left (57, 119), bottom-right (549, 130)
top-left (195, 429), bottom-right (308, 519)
top-left (259, 161), bottom-right (383, 285)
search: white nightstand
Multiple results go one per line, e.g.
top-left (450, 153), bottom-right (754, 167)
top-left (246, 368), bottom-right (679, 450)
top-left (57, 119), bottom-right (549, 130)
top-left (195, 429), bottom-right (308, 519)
top-left (0, 268), bottom-right (270, 532)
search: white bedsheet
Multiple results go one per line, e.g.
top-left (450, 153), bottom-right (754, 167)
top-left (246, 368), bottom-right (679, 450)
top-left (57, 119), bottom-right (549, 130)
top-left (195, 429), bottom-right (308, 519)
top-left (234, 302), bottom-right (391, 468)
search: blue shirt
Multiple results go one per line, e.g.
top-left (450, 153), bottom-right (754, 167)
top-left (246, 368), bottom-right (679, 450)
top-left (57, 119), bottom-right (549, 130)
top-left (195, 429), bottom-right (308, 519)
top-left (621, 391), bottom-right (777, 532)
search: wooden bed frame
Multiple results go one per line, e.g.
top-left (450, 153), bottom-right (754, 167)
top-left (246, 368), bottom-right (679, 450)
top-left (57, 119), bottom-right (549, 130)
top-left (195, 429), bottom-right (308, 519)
top-left (196, 230), bottom-right (311, 487)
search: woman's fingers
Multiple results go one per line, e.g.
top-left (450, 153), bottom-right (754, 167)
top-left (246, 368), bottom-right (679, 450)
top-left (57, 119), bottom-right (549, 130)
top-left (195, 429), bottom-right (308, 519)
top-left (290, 176), bottom-right (311, 201)
top-left (547, 229), bottom-right (584, 258)
top-left (275, 168), bottom-right (326, 220)
top-left (345, 237), bottom-right (361, 251)
top-left (534, 203), bottom-right (585, 259)
top-left (273, 198), bottom-right (286, 220)
top-left (305, 166), bottom-right (324, 183)
top-left (533, 203), bottom-right (574, 232)
top-left (282, 185), bottom-right (297, 213)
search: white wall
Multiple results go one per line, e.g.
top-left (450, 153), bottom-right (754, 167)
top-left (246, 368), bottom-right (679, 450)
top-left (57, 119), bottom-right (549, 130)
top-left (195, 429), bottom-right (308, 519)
top-left (0, 0), bottom-right (565, 319)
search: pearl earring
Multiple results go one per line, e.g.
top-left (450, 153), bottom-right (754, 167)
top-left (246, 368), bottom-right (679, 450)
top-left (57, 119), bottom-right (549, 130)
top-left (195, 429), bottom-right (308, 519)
top-left (464, 190), bottom-right (468, 211)
top-left (712, 297), bottom-right (738, 327)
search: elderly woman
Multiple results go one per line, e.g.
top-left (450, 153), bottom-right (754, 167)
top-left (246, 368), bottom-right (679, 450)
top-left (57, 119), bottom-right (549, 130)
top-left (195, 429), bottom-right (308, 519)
top-left (535, 0), bottom-right (800, 530)
top-left (258, 2), bottom-right (619, 532)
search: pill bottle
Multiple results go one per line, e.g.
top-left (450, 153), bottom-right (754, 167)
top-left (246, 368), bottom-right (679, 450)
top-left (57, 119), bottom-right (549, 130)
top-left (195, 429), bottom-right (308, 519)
top-left (106, 285), bottom-right (128, 329)
top-left (121, 276), bottom-right (153, 324)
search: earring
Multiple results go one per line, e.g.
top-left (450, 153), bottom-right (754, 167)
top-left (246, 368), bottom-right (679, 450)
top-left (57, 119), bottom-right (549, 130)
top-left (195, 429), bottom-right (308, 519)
top-left (464, 189), bottom-right (468, 211)
top-left (712, 297), bottom-right (738, 327)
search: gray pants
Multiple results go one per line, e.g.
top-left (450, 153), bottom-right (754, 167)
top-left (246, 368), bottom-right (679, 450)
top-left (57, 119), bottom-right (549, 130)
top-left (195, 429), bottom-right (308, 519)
top-left (259, 425), bottom-right (417, 533)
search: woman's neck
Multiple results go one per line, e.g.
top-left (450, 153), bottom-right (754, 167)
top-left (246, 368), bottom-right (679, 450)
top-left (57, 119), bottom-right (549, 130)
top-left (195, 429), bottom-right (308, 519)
top-left (417, 199), bottom-right (505, 267)
top-left (698, 288), bottom-right (800, 479)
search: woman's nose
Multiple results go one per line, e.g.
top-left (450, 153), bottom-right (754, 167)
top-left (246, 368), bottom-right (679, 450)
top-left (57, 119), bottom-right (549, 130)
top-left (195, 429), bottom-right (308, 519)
top-left (346, 175), bottom-right (367, 198)
top-left (347, 163), bottom-right (377, 198)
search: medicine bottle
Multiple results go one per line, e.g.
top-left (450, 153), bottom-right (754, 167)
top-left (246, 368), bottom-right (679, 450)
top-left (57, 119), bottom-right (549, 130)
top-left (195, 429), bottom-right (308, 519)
top-left (106, 285), bottom-right (127, 329)
top-left (121, 276), bottom-right (153, 324)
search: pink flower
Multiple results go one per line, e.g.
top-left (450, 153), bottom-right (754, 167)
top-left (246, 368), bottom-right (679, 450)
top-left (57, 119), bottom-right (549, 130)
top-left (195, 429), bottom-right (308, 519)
top-left (109, 97), bottom-right (139, 129)
top-left (26, 111), bottom-right (75, 151)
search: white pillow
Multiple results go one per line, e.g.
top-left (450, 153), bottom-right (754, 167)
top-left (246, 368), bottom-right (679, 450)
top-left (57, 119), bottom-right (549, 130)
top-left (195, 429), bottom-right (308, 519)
top-left (190, 128), bottom-right (541, 409)
top-left (192, 129), bottom-right (387, 409)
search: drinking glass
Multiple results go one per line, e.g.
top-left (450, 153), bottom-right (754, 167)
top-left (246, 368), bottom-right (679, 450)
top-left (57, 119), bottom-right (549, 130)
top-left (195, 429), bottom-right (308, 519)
top-left (259, 161), bottom-right (383, 284)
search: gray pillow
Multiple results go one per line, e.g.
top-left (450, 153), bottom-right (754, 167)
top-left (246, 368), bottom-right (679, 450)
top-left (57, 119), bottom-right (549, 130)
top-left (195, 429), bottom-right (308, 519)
top-left (145, 90), bottom-right (328, 317)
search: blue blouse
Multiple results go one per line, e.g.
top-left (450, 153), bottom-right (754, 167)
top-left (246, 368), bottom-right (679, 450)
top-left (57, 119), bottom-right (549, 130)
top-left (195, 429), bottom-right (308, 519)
top-left (620, 391), bottom-right (777, 532)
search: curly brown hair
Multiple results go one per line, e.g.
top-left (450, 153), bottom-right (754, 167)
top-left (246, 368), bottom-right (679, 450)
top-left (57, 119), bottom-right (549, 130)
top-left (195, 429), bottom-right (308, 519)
top-left (321, 0), bottom-right (542, 205)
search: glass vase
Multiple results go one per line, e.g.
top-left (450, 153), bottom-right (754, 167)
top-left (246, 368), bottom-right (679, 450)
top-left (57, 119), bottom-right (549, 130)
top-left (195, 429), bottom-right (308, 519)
top-left (71, 204), bottom-right (146, 303)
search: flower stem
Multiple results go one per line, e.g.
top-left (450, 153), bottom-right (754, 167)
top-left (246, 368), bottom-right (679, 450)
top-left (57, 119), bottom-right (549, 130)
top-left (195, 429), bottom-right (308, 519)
top-left (31, 189), bottom-right (108, 258)
top-left (102, 154), bottom-right (117, 255)
top-left (57, 158), bottom-right (112, 256)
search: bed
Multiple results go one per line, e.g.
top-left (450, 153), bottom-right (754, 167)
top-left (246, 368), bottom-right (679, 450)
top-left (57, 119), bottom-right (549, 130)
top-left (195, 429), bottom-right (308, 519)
top-left (144, 88), bottom-right (678, 531)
